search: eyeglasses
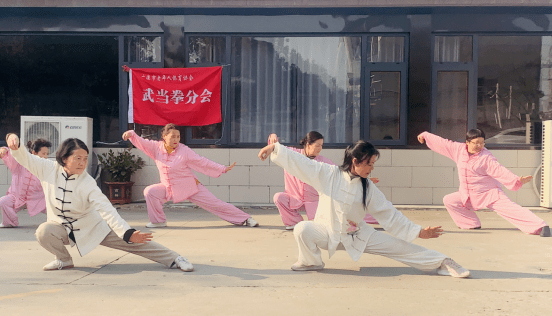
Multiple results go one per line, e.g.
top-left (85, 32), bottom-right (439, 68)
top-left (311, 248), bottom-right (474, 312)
top-left (468, 140), bottom-right (485, 146)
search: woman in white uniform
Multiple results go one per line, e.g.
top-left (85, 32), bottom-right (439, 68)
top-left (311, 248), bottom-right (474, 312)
top-left (258, 140), bottom-right (470, 278)
top-left (7, 134), bottom-right (193, 272)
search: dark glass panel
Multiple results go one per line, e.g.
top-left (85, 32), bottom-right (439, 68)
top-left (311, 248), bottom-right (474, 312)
top-left (435, 71), bottom-right (468, 141)
top-left (368, 36), bottom-right (404, 63)
top-left (434, 36), bottom-right (472, 63)
top-left (0, 35), bottom-right (119, 145)
top-left (369, 72), bottom-right (401, 140)
top-left (478, 36), bottom-right (550, 145)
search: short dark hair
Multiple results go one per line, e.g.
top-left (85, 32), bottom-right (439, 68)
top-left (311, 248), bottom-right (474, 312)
top-left (27, 138), bottom-right (52, 154)
top-left (299, 131), bottom-right (324, 148)
top-left (466, 129), bottom-right (486, 142)
top-left (56, 138), bottom-right (89, 166)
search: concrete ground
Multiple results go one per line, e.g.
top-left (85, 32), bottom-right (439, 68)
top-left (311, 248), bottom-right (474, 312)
top-left (1, 203), bottom-right (551, 316)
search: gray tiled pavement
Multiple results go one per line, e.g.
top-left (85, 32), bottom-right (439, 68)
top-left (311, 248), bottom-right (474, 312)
top-left (1, 203), bottom-right (551, 316)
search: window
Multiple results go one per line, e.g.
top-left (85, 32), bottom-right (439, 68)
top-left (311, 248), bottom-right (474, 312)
top-left (366, 36), bottom-right (408, 143)
top-left (186, 36), bottom-right (225, 141)
top-left (432, 35), bottom-right (474, 141)
top-left (230, 36), bottom-right (361, 144)
top-left (0, 35), bottom-right (119, 144)
top-left (124, 36), bottom-right (162, 63)
top-left (434, 36), bottom-right (472, 63)
top-left (477, 35), bottom-right (552, 145)
top-left (368, 36), bottom-right (404, 63)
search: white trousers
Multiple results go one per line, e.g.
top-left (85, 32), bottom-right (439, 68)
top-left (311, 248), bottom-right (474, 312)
top-left (293, 221), bottom-right (447, 271)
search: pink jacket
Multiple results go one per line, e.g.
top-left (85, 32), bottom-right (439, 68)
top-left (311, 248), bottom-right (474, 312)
top-left (1, 147), bottom-right (46, 216)
top-left (128, 131), bottom-right (227, 203)
top-left (421, 132), bottom-right (522, 210)
top-left (281, 146), bottom-right (335, 204)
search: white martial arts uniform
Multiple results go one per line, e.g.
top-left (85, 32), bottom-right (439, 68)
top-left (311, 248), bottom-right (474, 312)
top-left (10, 146), bottom-right (179, 267)
top-left (271, 143), bottom-right (447, 271)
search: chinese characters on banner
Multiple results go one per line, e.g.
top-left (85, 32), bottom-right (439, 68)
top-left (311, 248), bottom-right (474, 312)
top-left (128, 66), bottom-right (222, 126)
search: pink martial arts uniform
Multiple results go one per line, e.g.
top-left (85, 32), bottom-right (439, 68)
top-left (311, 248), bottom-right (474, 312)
top-left (0, 147), bottom-right (46, 226)
top-left (421, 132), bottom-right (547, 234)
top-left (128, 131), bottom-right (250, 225)
top-left (273, 145), bottom-right (378, 227)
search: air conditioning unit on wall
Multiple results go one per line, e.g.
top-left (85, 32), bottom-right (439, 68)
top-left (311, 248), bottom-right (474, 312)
top-left (20, 116), bottom-right (93, 174)
top-left (541, 120), bottom-right (552, 208)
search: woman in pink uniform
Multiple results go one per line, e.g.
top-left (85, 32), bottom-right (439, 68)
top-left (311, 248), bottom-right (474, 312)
top-left (268, 132), bottom-right (378, 230)
top-left (122, 123), bottom-right (259, 228)
top-left (418, 129), bottom-right (550, 237)
top-left (0, 136), bottom-right (51, 228)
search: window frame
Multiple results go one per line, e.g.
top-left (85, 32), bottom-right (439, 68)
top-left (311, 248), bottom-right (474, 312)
top-left (185, 32), bottom-right (410, 147)
top-left (431, 32), bottom-right (552, 148)
top-left (431, 33), bottom-right (478, 140)
top-left (363, 34), bottom-right (409, 146)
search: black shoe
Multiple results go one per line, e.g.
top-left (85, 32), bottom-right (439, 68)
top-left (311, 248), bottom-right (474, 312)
top-left (540, 226), bottom-right (551, 237)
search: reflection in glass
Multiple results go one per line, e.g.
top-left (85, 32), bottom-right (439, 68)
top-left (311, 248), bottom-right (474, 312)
top-left (231, 37), bottom-right (361, 143)
top-left (368, 37), bottom-right (404, 63)
top-left (434, 36), bottom-right (472, 63)
top-left (477, 36), bottom-right (551, 145)
top-left (436, 71), bottom-right (468, 141)
top-left (369, 72), bottom-right (400, 140)
top-left (186, 37), bottom-right (226, 140)
top-left (188, 37), bottom-right (225, 64)
top-left (124, 36), bottom-right (161, 63)
top-left (0, 35), bottom-right (119, 144)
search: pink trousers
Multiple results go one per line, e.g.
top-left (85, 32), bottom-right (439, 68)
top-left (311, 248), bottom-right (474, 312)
top-left (443, 191), bottom-right (546, 234)
top-left (0, 194), bottom-right (45, 227)
top-left (144, 183), bottom-right (250, 225)
top-left (274, 192), bottom-right (378, 227)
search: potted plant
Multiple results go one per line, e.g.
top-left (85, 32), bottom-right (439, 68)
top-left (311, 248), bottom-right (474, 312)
top-left (98, 146), bottom-right (145, 204)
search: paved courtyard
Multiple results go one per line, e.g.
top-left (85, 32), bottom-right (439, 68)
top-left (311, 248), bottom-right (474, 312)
top-left (1, 204), bottom-right (551, 316)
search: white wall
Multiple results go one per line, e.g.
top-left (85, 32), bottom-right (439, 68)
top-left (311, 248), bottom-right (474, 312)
top-left (0, 147), bottom-right (542, 206)
top-left (88, 147), bottom-right (543, 206)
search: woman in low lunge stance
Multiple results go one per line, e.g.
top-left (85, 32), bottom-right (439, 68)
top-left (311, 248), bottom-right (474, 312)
top-left (258, 139), bottom-right (470, 278)
top-left (123, 123), bottom-right (259, 228)
top-left (0, 136), bottom-right (50, 228)
top-left (268, 132), bottom-right (378, 230)
top-left (418, 129), bottom-right (550, 237)
top-left (7, 134), bottom-right (193, 272)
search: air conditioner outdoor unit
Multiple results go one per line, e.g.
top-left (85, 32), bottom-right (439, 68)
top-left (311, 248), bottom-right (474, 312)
top-left (540, 120), bottom-right (552, 208)
top-left (20, 116), bottom-right (93, 174)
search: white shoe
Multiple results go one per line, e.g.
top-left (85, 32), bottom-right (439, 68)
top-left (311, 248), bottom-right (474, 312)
top-left (146, 222), bottom-right (167, 228)
top-left (437, 258), bottom-right (470, 278)
top-left (0, 223), bottom-right (16, 228)
top-left (285, 225), bottom-right (295, 230)
top-left (173, 256), bottom-right (194, 272)
top-left (43, 259), bottom-right (74, 271)
top-left (244, 217), bottom-right (259, 227)
top-left (291, 261), bottom-right (325, 271)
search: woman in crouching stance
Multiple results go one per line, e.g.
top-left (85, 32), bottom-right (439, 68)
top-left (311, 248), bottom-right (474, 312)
top-left (7, 134), bottom-right (193, 272)
top-left (258, 140), bottom-right (470, 278)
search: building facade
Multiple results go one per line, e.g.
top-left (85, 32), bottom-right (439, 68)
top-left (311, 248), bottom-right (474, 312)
top-left (1, 2), bottom-right (551, 206)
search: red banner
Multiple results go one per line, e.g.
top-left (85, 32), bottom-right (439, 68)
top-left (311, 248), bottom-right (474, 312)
top-left (128, 67), bottom-right (222, 126)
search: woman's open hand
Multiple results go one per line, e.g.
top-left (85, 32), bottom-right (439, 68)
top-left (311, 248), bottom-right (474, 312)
top-left (129, 230), bottom-right (153, 244)
top-left (520, 175), bottom-right (533, 185)
top-left (225, 162), bottom-right (237, 172)
top-left (418, 226), bottom-right (443, 239)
